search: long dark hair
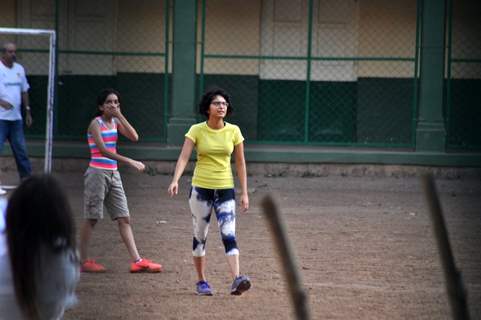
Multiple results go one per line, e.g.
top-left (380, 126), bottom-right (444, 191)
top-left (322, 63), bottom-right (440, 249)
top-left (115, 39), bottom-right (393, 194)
top-left (94, 88), bottom-right (121, 117)
top-left (198, 87), bottom-right (233, 118)
top-left (6, 175), bottom-right (76, 319)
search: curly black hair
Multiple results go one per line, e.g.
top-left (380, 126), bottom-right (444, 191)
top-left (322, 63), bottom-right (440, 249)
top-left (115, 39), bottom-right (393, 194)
top-left (198, 87), bottom-right (233, 118)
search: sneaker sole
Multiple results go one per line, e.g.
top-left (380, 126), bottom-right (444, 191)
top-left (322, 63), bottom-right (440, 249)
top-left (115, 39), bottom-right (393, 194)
top-left (130, 268), bottom-right (162, 273)
top-left (196, 292), bottom-right (213, 296)
top-left (231, 279), bottom-right (251, 295)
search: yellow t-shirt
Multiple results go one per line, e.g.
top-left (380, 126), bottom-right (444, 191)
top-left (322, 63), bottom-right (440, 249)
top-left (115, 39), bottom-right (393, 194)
top-left (185, 121), bottom-right (244, 189)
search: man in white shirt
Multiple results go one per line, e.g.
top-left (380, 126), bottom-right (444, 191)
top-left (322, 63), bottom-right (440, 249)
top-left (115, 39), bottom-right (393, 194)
top-left (0, 42), bottom-right (33, 185)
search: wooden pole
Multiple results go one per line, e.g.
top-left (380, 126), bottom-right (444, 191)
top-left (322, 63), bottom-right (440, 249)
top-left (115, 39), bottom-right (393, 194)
top-left (261, 194), bottom-right (310, 320)
top-left (421, 174), bottom-right (470, 320)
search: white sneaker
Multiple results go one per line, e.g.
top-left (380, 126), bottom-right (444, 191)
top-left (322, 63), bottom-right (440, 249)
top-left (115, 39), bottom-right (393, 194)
top-left (0, 188), bottom-right (6, 196)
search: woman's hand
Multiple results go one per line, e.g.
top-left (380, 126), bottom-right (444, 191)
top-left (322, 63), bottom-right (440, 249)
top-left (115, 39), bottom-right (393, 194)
top-left (130, 160), bottom-right (145, 172)
top-left (110, 104), bottom-right (123, 118)
top-left (168, 182), bottom-right (178, 197)
top-left (240, 193), bottom-right (249, 213)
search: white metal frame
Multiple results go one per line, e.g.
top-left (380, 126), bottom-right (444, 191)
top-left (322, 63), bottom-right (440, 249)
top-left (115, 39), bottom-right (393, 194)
top-left (0, 27), bottom-right (56, 173)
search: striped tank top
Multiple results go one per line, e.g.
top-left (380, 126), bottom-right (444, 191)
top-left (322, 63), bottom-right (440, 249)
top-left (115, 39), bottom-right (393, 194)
top-left (87, 116), bottom-right (118, 170)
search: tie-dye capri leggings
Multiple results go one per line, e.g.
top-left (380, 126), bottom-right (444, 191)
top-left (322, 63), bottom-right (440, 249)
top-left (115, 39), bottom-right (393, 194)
top-left (189, 186), bottom-right (239, 257)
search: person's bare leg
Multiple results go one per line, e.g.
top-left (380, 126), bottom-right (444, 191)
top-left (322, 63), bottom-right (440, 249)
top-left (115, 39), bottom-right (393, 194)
top-left (228, 253), bottom-right (250, 295)
top-left (226, 254), bottom-right (240, 279)
top-left (79, 219), bottom-right (97, 262)
top-left (193, 256), bottom-right (207, 281)
top-left (117, 217), bottom-right (141, 261)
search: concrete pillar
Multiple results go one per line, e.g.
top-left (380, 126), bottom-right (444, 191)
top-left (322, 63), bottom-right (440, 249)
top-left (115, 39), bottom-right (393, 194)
top-left (416, 0), bottom-right (447, 152)
top-left (167, 0), bottom-right (197, 145)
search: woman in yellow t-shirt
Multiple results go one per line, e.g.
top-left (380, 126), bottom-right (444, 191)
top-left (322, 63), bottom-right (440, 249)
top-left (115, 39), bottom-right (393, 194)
top-left (168, 88), bottom-right (251, 296)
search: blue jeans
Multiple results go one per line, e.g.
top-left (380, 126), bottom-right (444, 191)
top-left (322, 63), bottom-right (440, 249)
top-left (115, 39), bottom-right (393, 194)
top-left (0, 120), bottom-right (32, 179)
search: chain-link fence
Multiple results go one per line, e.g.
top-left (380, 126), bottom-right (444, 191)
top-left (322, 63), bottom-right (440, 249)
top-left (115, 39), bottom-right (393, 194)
top-left (2, 0), bottom-right (170, 142)
top-left (198, 0), bottom-right (419, 147)
top-left (3, 0), bottom-right (479, 151)
top-left (446, 0), bottom-right (481, 151)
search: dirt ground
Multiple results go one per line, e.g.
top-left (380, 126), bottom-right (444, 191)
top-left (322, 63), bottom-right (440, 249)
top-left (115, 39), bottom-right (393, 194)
top-left (1, 166), bottom-right (481, 319)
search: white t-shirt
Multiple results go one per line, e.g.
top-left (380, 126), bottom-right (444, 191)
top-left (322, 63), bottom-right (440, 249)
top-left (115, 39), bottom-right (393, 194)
top-left (0, 61), bottom-right (30, 121)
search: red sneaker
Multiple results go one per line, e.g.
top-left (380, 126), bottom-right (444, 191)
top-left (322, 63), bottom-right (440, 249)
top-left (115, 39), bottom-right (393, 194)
top-left (130, 258), bottom-right (162, 273)
top-left (81, 259), bottom-right (106, 273)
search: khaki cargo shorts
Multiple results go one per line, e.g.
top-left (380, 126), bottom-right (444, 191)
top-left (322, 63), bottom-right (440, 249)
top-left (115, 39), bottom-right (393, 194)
top-left (83, 167), bottom-right (129, 220)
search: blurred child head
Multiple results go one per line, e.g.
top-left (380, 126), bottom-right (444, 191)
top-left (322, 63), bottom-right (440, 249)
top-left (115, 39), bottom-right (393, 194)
top-left (6, 175), bottom-right (76, 319)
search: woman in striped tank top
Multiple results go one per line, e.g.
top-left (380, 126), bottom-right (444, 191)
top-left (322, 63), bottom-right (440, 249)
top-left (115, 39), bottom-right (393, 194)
top-left (79, 88), bottom-right (162, 273)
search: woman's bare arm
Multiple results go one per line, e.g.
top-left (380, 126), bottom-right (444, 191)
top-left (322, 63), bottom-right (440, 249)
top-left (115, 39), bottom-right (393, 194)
top-left (168, 138), bottom-right (195, 196)
top-left (234, 142), bottom-right (249, 212)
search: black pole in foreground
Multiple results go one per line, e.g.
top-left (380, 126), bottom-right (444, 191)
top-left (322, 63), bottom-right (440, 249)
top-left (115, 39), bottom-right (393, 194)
top-left (261, 194), bottom-right (310, 320)
top-left (421, 174), bottom-right (470, 320)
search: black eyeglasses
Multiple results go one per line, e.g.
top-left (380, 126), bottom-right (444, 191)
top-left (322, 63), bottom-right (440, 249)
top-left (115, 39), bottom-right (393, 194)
top-left (211, 101), bottom-right (229, 107)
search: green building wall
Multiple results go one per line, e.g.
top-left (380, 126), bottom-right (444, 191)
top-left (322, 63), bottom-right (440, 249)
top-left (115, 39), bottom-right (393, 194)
top-left (8, 0), bottom-right (481, 168)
